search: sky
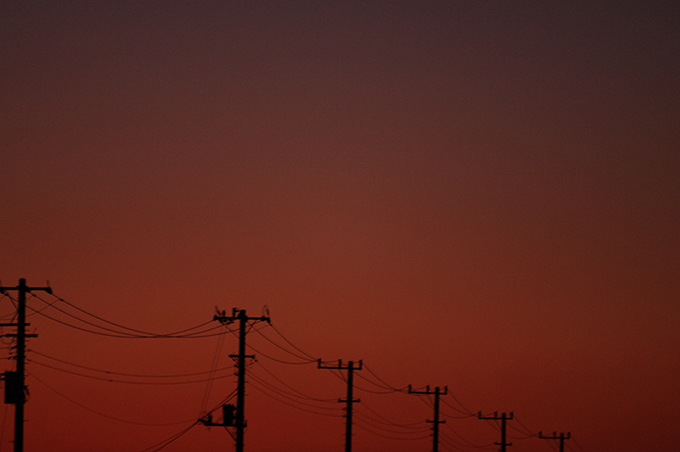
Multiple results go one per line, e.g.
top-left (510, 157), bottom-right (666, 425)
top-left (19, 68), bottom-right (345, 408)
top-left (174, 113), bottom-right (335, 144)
top-left (1, 1), bottom-right (679, 451)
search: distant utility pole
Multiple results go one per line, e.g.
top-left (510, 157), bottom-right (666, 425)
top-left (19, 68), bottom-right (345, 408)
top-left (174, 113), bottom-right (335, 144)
top-left (0, 278), bottom-right (52, 452)
top-left (213, 308), bottom-right (270, 452)
top-left (478, 411), bottom-right (513, 452)
top-left (539, 431), bottom-right (571, 452)
top-left (408, 385), bottom-right (447, 452)
top-left (318, 359), bottom-right (362, 452)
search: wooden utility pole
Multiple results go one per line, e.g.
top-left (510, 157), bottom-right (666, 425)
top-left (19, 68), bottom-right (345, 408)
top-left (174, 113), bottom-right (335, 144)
top-left (408, 385), bottom-right (447, 452)
top-left (539, 431), bottom-right (571, 452)
top-left (318, 359), bottom-right (362, 452)
top-left (478, 411), bottom-right (513, 452)
top-left (214, 308), bottom-right (270, 452)
top-left (0, 278), bottom-right (51, 452)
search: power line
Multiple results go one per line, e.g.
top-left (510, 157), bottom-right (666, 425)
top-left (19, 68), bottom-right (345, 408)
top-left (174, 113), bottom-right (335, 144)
top-left (436, 431), bottom-right (464, 452)
top-left (247, 371), bottom-right (340, 412)
top-left (438, 431), bottom-right (474, 452)
top-left (48, 293), bottom-right (177, 337)
top-left (440, 394), bottom-right (476, 417)
top-left (23, 294), bottom-right (58, 317)
top-left (415, 392), bottom-right (436, 409)
top-left (29, 295), bottom-right (151, 338)
top-left (442, 424), bottom-right (498, 450)
top-left (26, 304), bottom-right (228, 339)
top-left (138, 421), bottom-right (200, 452)
top-left (353, 372), bottom-right (403, 394)
top-left (267, 322), bottom-right (318, 361)
top-left (439, 429), bottom-right (498, 452)
top-left (27, 359), bottom-right (233, 385)
top-left (252, 361), bottom-right (336, 403)
top-left (511, 414), bottom-right (537, 437)
top-left (28, 370), bottom-right (196, 426)
top-left (352, 410), bottom-right (431, 438)
top-left (199, 331), bottom-right (227, 416)
top-left (246, 375), bottom-right (342, 418)
top-left (352, 417), bottom-right (431, 441)
top-left (360, 363), bottom-right (408, 393)
top-left (438, 397), bottom-right (477, 419)
top-left (245, 340), bottom-right (317, 365)
top-left (29, 349), bottom-right (234, 379)
top-left (247, 368), bottom-right (336, 408)
top-left (252, 325), bottom-right (317, 363)
top-left (359, 401), bottom-right (428, 429)
top-left (231, 323), bottom-right (315, 365)
top-left (32, 293), bottom-right (225, 338)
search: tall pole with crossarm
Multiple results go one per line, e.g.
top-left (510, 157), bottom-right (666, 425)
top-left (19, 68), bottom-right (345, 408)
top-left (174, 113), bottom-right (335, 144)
top-left (318, 359), bottom-right (363, 452)
top-left (213, 308), bottom-right (270, 452)
top-left (0, 278), bottom-right (52, 452)
top-left (478, 411), bottom-right (513, 452)
top-left (539, 431), bottom-right (571, 452)
top-left (408, 385), bottom-right (447, 452)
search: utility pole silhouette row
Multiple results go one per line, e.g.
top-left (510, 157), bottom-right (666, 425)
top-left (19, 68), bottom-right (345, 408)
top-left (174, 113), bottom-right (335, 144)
top-left (0, 281), bottom-right (575, 452)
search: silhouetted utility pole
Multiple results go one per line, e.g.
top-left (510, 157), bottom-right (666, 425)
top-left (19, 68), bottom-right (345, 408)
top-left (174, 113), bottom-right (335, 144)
top-left (318, 359), bottom-right (362, 452)
top-left (408, 385), bottom-right (448, 452)
top-left (214, 308), bottom-right (270, 452)
top-left (408, 385), bottom-right (447, 452)
top-left (0, 278), bottom-right (51, 452)
top-left (478, 411), bottom-right (513, 452)
top-left (539, 431), bottom-right (570, 452)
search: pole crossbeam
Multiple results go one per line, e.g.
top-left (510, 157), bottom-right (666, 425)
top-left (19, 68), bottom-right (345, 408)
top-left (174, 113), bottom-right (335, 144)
top-left (318, 359), bottom-right (362, 452)
top-left (408, 385), bottom-right (447, 452)
top-left (539, 431), bottom-right (571, 452)
top-left (0, 278), bottom-right (52, 452)
top-left (213, 308), bottom-right (270, 452)
top-left (478, 411), bottom-right (514, 452)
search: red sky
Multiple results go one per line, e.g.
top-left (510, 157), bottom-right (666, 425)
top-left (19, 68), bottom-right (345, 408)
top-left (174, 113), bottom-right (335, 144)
top-left (1, 1), bottom-right (679, 452)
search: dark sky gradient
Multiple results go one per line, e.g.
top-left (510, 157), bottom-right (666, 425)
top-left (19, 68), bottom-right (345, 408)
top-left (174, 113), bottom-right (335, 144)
top-left (1, 1), bottom-right (679, 452)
